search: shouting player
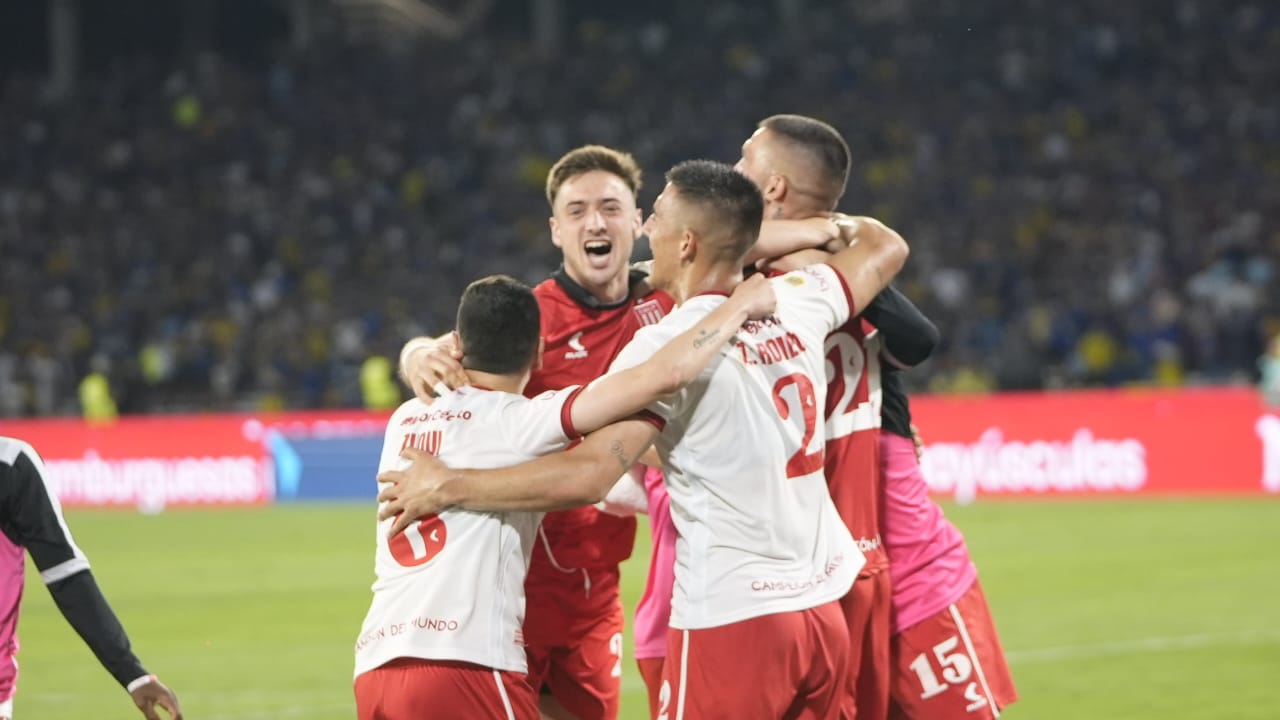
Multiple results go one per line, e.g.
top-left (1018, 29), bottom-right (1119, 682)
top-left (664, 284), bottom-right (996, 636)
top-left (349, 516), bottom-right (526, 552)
top-left (380, 159), bottom-right (910, 718)
top-left (398, 144), bottom-right (853, 719)
top-left (402, 145), bottom-right (666, 719)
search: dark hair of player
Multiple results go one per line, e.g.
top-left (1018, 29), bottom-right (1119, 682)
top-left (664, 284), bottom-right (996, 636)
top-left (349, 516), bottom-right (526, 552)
top-left (665, 159), bottom-right (765, 260)
top-left (455, 275), bottom-right (542, 375)
top-left (759, 114), bottom-right (852, 207)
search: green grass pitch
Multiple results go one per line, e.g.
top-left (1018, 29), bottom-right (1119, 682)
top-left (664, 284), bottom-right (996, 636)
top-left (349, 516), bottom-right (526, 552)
top-left (13, 498), bottom-right (1280, 719)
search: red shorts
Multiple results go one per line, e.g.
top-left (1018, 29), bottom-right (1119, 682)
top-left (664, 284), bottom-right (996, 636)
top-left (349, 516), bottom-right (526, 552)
top-left (524, 567), bottom-right (624, 720)
top-left (889, 580), bottom-right (1017, 720)
top-left (636, 657), bottom-right (664, 719)
top-left (662, 602), bottom-right (851, 720)
top-left (840, 569), bottom-right (892, 720)
top-left (353, 658), bottom-right (538, 720)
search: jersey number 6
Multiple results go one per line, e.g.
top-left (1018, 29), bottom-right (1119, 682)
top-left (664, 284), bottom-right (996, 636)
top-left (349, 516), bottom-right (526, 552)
top-left (389, 515), bottom-right (448, 567)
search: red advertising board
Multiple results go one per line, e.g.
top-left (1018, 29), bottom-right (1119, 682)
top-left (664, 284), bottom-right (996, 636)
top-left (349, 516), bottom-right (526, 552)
top-left (911, 387), bottom-right (1280, 501)
top-left (0, 410), bottom-right (389, 509)
top-left (2, 389), bottom-right (1276, 508)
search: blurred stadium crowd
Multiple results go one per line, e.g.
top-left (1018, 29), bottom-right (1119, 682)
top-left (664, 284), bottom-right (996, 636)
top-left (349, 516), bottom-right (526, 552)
top-left (1, 0), bottom-right (1277, 416)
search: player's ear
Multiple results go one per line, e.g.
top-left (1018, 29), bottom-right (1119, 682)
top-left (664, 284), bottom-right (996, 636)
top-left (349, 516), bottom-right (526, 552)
top-left (534, 336), bottom-right (546, 371)
top-left (450, 331), bottom-right (464, 356)
top-left (764, 173), bottom-right (787, 204)
top-left (549, 216), bottom-right (563, 248)
top-left (679, 229), bottom-right (697, 263)
top-left (631, 207), bottom-right (644, 238)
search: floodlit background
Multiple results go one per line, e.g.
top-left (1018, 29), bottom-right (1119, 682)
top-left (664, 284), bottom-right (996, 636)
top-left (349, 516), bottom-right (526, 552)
top-left (2, 1), bottom-right (1278, 718)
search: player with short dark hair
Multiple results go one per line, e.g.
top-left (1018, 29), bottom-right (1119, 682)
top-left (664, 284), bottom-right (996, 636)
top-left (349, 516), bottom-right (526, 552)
top-left (353, 272), bottom-right (776, 720)
top-left (378, 158), bottom-right (911, 718)
top-left (739, 114), bottom-right (1017, 720)
top-left (454, 275), bottom-right (544, 374)
top-left (736, 114), bottom-right (899, 719)
top-left (401, 143), bottom-right (669, 719)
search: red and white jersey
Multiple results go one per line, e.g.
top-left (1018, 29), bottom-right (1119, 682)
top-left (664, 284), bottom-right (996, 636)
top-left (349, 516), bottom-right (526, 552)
top-left (353, 385), bottom-right (583, 677)
top-left (525, 273), bottom-right (675, 576)
top-left (611, 265), bottom-right (864, 630)
top-left (822, 320), bottom-right (888, 573)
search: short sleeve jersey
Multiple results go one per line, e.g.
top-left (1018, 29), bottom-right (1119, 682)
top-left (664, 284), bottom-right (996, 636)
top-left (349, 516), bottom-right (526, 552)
top-left (353, 386), bottom-right (583, 677)
top-left (610, 265), bottom-right (865, 630)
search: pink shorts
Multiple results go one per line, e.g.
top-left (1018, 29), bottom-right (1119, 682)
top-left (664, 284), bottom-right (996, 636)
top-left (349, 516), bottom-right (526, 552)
top-left (662, 602), bottom-right (851, 719)
top-left (889, 581), bottom-right (1017, 720)
top-left (354, 658), bottom-right (538, 720)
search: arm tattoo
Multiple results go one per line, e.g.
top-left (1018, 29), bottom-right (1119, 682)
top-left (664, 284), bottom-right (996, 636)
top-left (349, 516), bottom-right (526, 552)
top-left (608, 440), bottom-right (631, 472)
top-left (692, 328), bottom-right (721, 349)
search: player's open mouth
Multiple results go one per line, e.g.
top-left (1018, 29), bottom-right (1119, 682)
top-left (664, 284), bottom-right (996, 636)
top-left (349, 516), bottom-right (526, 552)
top-left (584, 240), bottom-right (614, 268)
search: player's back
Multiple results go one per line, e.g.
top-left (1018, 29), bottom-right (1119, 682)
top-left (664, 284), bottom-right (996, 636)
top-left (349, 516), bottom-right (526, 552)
top-left (620, 266), bottom-right (864, 630)
top-left (354, 386), bottom-right (577, 677)
top-left (823, 318), bottom-right (888, 572)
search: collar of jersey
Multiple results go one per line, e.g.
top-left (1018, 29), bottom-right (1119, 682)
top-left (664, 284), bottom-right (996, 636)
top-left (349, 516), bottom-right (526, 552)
top-left (551, 265), bottom-right (650, 310)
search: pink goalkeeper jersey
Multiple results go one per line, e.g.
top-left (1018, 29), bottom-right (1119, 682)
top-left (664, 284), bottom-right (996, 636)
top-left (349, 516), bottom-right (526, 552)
top-left (633, 467), bottom-right (674, 660)
top-left (880, 431), bottom-right (977, 634)
top-left (353, 386), bottom-right (582, 677)
top-left (0, 529), bottom-right (21, 717)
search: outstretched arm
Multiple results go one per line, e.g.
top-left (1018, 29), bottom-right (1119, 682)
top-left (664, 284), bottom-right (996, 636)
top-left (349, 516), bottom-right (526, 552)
top-left (2, 439), bottom-right (183, 720)
top-left (378, 419), bottom-right (660, 534)
top-left (568, 273), bottom-right (774, 434)
top-left (47, 574), bottom-right (184, 720)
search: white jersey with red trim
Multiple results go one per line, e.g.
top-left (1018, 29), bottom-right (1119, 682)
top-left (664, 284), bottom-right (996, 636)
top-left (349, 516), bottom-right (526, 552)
top-left (610, 264), bottom-right (864, 630)
top-left (353, 385), bottom-right (582, 677)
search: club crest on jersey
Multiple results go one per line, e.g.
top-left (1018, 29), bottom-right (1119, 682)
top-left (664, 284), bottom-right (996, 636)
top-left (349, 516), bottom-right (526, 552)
top-left (565, 331), bottom-right (589, 360)
top-left (632, 298), bottom-right (665, 327)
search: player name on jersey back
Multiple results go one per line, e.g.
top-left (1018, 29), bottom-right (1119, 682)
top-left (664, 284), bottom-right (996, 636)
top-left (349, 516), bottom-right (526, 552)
top-left (353, 387), bottom-right (578, 677)
top-left (610, 265), bottom-right (865, 630)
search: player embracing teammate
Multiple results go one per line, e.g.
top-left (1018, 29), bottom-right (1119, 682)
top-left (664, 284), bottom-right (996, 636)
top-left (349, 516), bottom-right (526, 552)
top-left (383, 128), bottom-right (1018, 719)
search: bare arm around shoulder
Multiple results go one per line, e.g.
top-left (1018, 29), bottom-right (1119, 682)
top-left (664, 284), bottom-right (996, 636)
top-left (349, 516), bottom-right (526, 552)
top-left (743, 217), bottom-right (841, 267)
top-left (379, 420), bottom-right (659, 534)
top-left (567, 272), bottom-right (774, 435)
top-left (825, 217), bottom-right (910, 315)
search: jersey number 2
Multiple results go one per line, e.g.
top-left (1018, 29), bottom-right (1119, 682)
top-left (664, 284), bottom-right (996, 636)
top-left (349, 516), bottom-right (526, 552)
top-left (772, 373), bottom-right (823, 478)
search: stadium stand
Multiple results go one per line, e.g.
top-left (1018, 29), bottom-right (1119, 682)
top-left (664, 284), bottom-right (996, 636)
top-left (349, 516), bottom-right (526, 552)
top-left (0, 0), bottom-right (1276, 415)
